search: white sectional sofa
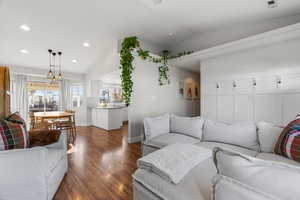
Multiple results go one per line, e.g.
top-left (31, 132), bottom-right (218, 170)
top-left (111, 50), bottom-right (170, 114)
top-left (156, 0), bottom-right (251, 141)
top-left (133, 114), bottom-right (300, 200)
top-left (0, 133), bottom-right (68, 200)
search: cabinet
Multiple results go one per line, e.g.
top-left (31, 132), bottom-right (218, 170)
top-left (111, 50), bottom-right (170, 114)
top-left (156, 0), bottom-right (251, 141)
top-left (91, 108), bottom-right (123, 130)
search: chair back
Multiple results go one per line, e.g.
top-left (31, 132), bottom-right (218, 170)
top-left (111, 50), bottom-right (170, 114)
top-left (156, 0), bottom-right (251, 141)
top-left (29, 111), bottom-right (35, 129)
top-left (64, 110), bottom-right (75, 122)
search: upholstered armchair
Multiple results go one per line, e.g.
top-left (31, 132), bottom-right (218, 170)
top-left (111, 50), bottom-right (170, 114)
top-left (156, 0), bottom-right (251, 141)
top-left (0, 132), bottom-right (68, 200)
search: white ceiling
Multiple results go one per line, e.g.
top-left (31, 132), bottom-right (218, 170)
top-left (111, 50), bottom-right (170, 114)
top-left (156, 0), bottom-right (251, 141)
top-left (1, 0), bottom-right (300, 74)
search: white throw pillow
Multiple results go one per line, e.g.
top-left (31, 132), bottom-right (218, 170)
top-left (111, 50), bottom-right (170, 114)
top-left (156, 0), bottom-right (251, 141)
top-left (144, 114), bottom-right (170, 140)
top-left (170, 115), bottom-right (204, 139)
top-left (213, 147), bottom-right (300, 200)
top-left (203, 120), bottom-right (259, 151)
top-left (257, 121), bottom-right (283, 153)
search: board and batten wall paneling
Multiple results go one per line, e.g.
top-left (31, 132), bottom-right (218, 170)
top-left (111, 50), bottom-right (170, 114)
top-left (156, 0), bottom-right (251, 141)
top-left (282, 94), bottom-right (300, 125)
top-left (202, 75), bottom-right (300, 126)
top-left (201, 37), bottom-right (300, 126)
top-left (254, 94), bottom-right (282, 125)
top-left (217, 95), bottom-right (235, 123)
top-left (202, 95), bottom-right (217, 120)
top-left (235, 95), bottom-right (254, 122)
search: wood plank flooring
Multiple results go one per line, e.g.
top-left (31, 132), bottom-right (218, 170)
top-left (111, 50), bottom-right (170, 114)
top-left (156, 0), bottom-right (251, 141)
top-left (54, 125), bottom-right (142, 200)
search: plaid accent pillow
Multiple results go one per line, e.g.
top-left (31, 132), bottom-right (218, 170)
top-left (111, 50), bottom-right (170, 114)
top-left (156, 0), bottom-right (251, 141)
top-left (6, 112), bottom-right (26, 125)
top-left (0, 119), bottom-right (29, 151)
top-left (274, 117), bottom-right (300, 162)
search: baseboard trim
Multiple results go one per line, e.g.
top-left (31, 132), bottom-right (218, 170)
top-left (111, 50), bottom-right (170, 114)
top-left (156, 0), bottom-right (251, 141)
top-left (128, 135), bottom-right (143, 144)
top-left (76, 121), bottom-right (92, 126)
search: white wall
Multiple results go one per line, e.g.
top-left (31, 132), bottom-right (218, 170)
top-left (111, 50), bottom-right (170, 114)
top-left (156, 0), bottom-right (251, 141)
top-left (128, 57), bottom-right (200, 143)
top-left (201, 37), bottom-right (300, 126)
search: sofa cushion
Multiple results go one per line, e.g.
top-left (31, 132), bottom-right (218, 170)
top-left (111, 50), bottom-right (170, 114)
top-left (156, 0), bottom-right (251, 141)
top-left (142, 144), bottom-right (159, 156)
top-left (203, 120), bottom-right (259, 151)
top-left (47, 149), bottom-right (66, 176)
top-left (196, 142), bottom-right (258, 157)
top-left (170, 115), bottom-right (204, 139)
top-left (0, 119), bottom-right (29, 151)
top-left (213, 175), bottom-right (275, 200)
top-left (133, 157), bottom-right (216, 200)
top-left (144, 114), bottom-right (170, 140)
top-left (144, 133), bottom-right (200, 149)
top-left (256, 153), bottom-right (300, 167)
top-left (213, 147), bottom-right (300, 200)
top-left (257, 121), bottom-right (283, 153)
top-left (274, 117), bottom-right (300, 162)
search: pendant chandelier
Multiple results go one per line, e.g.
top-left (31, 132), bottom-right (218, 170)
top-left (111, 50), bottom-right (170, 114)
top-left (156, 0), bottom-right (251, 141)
top-left (47, 49), bottom-right (63, 83)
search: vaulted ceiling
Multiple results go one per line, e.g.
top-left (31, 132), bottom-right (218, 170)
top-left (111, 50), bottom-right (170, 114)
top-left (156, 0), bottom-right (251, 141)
top-left (1, 0), bottom-right (300, 74)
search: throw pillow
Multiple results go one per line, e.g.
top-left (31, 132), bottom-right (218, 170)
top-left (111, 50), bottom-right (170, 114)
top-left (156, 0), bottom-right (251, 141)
top-left (29, 129), bottom-right (61, 147)
top-left (6, 112), bottom-right (29, 147)
top-left (274, 117), bottom-right (300, 162)
top-left (203, 120), bottom-right (259, 151)
top-left (257, 121), bottom-right (283, 153)
top-left (144, 114), bottom-right (170, 140)
top-left (170, 114), bottom-right (204, 139)
top-left (6, 112), bottom-right (26, 125)
top-left (213, 147), bottom-right (300, 200)
top-left (0, 119), bottom-right (29, 151)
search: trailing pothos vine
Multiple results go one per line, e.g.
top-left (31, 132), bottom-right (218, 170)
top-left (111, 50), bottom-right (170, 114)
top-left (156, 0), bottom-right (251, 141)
top-left (120, 36), bottom-right (192, 105)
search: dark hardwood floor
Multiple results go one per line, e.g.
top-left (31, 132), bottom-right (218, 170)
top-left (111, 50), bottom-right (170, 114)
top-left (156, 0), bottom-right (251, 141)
top-left (54, 125), bottom-right (142, 200)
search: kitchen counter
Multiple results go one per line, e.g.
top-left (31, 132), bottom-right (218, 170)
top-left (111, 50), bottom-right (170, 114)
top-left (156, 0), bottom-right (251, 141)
top-left (94, 106), bottom-right (126, 109)
top-left (91, 106), bottom-right (128, 131)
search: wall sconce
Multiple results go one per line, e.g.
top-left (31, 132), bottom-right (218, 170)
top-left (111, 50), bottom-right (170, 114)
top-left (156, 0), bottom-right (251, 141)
top-left (216, 83), bottom-right (220, 89)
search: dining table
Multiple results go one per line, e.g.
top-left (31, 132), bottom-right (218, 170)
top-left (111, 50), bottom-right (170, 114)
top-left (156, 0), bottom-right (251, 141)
top-left (34, 111), bottom-right (73, 122)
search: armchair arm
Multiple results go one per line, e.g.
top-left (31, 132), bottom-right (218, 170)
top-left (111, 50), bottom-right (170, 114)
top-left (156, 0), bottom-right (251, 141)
top-left (0, 147), bottom-right (48, 200)
top-left (45, 131), bottom-right (67, 151)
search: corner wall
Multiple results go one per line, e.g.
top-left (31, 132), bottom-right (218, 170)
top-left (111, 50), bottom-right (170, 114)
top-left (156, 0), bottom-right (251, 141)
top-left (128, 58), bottom-right (200, 143)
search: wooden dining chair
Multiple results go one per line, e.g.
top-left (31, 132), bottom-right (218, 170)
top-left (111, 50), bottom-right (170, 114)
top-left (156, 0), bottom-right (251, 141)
top-left (32, 112), bottom-right (56, 130)
top-left (29, 111), bottom-right (49, 130)
top-left (56, 110), bottom-right (77, 144)
top-left (29, 111), bottom-right (36, 130)
top-left (66, 110), bottom-right (77, 144)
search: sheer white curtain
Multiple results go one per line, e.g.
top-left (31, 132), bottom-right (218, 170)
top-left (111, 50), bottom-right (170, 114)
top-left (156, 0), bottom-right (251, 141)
top-left (59, 79), bottom-right (72, 111)
top-left (10, 74), bottom-right (28, 121)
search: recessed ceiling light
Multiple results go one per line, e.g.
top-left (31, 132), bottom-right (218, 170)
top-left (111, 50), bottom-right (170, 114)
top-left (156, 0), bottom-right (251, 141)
top-left (82, 42), bottom-right (91, 47)
top-left (20, 49), bottom-right (29, 54)
top-left (72, 59), bottom-right (78, 63)
top-left (168, 33), bottom-right (174, 37)
top-left (19, 24), bottom-right (31, 32)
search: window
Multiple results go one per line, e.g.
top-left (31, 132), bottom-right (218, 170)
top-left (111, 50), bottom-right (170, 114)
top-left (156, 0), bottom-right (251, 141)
top-left (71, 84), bottom-right (84, 108)
top-left (28, 82), bottom-right (59, 112)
